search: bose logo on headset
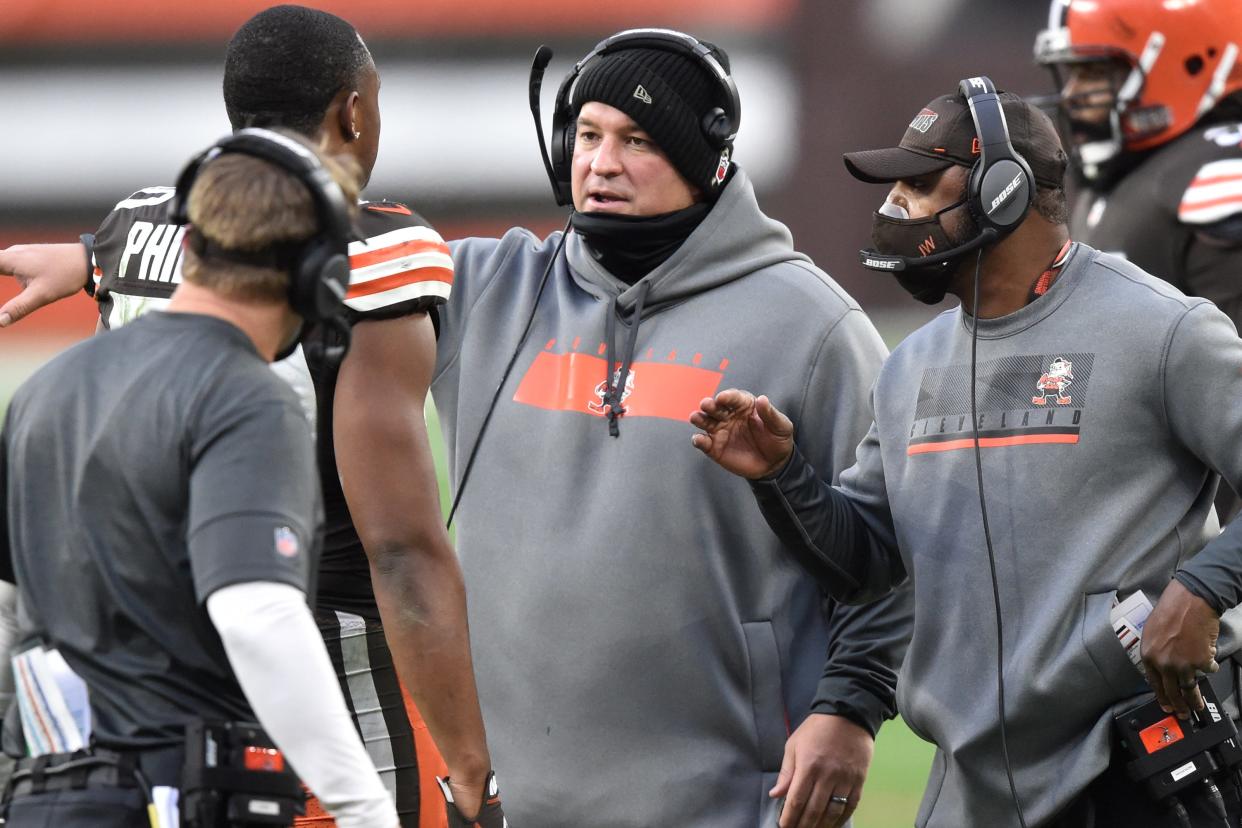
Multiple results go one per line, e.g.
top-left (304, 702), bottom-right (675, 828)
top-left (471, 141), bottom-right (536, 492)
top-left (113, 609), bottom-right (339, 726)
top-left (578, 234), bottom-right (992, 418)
top-left (863, 257), bottom-right (900, 270)
top-left (989, 172), bottom-right (1026, 214)
top-left (969, 76), bottom-right (987, 91)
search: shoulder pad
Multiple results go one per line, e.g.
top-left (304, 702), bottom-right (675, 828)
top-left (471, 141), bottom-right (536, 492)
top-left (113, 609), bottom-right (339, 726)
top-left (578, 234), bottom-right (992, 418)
top-left (1179, 159), bottom-right (1242, 225)
top-left (111, 186), bottom-right (176, 211)
top-left (358, 199), bottom-right (429, 227)
top-left (345, 220), bottom-right (452, 316)
top-left (361, 198), bottom-right (413, 214)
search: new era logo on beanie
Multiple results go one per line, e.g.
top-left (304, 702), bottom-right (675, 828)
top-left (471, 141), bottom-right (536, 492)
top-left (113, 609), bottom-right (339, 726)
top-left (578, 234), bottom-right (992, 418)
top-left (573, 45), bottom-right (735, 195)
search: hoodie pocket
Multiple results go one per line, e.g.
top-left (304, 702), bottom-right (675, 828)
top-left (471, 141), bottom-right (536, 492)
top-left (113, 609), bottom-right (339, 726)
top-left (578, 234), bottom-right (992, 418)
top-left (1081, 590), bottom-right (1148, 697)
top-left (743, 621), bottom-right (787, 773)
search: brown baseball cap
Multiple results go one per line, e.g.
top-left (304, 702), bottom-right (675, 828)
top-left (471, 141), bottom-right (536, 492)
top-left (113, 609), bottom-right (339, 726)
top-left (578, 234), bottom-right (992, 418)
top-left (843, 90), bottom-right (1068, 189)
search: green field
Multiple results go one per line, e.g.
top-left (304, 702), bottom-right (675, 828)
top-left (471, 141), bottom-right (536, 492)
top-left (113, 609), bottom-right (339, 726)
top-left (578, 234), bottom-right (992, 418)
top-left (1, 336), bottom-right (934, 828)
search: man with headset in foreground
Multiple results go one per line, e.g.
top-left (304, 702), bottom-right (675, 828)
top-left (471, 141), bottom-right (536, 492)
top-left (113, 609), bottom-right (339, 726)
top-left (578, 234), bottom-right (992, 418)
top-left (433, 28), bottom-right (908, 828)
top-left (0, 130), bottom-right (397, 826)
top-left (692, 79), bottom-right (1242, 827)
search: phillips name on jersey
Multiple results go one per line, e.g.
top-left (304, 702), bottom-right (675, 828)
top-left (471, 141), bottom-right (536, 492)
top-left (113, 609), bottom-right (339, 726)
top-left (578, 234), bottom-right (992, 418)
top-left (92, 187), bottom-right (452, 328)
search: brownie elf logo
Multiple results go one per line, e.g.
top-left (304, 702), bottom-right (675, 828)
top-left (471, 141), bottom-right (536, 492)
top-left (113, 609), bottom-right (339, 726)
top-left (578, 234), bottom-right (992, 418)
top-left (1032, 358), bottom-right (1074, 406)
top-left (588, 369), bottom-right (637, 415)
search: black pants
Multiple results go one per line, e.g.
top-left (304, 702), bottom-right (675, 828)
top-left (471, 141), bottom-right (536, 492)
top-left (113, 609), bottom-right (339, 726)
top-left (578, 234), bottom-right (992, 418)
top-left (5, 785), bottom-right (149, 827)
top-left (1051, 750), bottom-right (1242, 827)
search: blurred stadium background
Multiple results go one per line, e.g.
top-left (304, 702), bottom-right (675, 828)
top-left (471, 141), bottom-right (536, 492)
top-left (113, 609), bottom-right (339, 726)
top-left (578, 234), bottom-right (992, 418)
top-left (1, 1), bottom-right (1060, 824)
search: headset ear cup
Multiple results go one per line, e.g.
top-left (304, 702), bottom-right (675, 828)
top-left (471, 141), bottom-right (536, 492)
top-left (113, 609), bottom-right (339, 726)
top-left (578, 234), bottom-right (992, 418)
top-left (563, 130), bottom-right (576, 180)
top-left (168, 193), bottom-right (188, 227)
top-left (977, 159), bottom-right (1033, 230)
top-left (968, 161), bottom-right (987, 227)
top-left (169, 151), bottom-right (209, 226)
top-left (288, 240), bottom-right (348, 322)
top-left (287, 253), bottom-right (316, 321)
top-left (317, 254), bottom-right (351, 318)
top-left (701, 107), bottom-right (732, 148)
top-left (548, 101), bottom-right (574, 192)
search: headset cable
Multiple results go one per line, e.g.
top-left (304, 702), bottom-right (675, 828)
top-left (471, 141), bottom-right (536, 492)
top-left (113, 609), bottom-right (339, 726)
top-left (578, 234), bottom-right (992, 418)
top-left (970, 246), bottom-right (1030, 828)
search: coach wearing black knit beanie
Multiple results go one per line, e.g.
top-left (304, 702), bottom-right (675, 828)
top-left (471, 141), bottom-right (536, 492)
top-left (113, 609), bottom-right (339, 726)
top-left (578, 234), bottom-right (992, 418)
top-left (565, 41), bottom-right (736, 284)
top-left (434, 28), bottom-right (908, 828)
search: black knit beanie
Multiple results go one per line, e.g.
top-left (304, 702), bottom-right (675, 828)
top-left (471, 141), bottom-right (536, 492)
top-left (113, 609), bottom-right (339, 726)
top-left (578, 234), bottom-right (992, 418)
top-left (572, 45), bottom-right (734, 195)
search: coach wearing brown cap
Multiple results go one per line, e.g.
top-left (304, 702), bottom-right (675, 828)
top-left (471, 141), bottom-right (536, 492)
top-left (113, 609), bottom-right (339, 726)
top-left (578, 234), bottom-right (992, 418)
top-left (693, 77), bottom-right (1242, 826)
top-left (842, 82), bottom-right (1072, 306)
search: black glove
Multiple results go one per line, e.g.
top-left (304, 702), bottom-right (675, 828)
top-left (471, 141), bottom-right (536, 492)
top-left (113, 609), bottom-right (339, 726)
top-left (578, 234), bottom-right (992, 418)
top-left (437, 770), bottom-right (509, 828)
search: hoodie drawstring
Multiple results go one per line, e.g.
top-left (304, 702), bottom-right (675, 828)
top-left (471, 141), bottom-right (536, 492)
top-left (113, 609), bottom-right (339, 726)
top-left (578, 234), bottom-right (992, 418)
top-left (602, 280), bottom-right (651, 437)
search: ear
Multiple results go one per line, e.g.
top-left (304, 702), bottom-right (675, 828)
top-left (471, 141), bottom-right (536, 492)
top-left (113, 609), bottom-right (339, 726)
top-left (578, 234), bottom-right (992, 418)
top-left (337, 90), bottom-right (361, 142)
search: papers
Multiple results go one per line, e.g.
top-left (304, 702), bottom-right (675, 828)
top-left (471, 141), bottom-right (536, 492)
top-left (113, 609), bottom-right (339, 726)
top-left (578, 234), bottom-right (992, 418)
top-left (12, 645), bottom-right (91, 754)
top-left (150, 786), bottom-right (181, 828)
top-left (1110, 590), bottom-right (1154, 674)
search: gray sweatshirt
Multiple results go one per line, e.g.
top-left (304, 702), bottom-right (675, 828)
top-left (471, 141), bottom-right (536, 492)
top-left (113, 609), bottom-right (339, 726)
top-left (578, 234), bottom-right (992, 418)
top-left (753, 243), bottom-right (1242, 826)
top-left (432, 170), bottom-right (912, 827)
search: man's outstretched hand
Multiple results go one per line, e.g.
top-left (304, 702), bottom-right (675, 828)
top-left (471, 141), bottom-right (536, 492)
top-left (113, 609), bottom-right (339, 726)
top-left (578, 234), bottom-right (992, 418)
top-left (0, 243), bottom-right (91, 327)
top-left (690, 389), bottom-right (795, 480)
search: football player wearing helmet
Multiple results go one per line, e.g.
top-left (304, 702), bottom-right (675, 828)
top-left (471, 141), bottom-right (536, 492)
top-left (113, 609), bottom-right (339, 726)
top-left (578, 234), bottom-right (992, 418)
top-left (1035, 0), bottom-right (1242, 315)
top-left (1036, 0), bottom-right (1242, 521)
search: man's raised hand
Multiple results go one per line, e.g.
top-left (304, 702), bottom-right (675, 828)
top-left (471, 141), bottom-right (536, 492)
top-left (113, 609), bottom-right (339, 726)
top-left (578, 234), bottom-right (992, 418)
top-left (690, 389), bottom-right (795, 480)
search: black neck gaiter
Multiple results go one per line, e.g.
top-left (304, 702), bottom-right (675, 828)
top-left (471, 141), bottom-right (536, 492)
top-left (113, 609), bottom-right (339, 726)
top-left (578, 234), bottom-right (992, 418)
top-left (570, 202), bottom-right (711, 285)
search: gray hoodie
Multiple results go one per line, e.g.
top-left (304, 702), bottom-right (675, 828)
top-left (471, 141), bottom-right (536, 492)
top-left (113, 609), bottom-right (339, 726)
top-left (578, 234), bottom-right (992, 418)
top-left (432, 170), bottom-right (911, 827)
top-left (753, 244), bottom-right (1242, 826)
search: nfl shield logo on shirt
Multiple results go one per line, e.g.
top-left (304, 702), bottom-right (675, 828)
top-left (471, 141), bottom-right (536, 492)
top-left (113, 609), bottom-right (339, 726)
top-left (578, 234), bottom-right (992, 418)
top-left (274, 526), bottom-right (299, 558)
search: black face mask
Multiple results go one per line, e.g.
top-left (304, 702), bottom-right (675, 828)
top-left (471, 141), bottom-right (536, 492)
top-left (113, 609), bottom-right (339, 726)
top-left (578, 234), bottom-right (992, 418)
top-left (570, 202), bottom-right (711, 285)
top-left (869, 197), bottom-right (978, 304)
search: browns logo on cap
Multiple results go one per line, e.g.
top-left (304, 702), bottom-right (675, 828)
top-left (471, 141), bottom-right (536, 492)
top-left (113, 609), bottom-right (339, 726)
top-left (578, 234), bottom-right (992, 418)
top-left (844, 89), bottom-right (1067, 189)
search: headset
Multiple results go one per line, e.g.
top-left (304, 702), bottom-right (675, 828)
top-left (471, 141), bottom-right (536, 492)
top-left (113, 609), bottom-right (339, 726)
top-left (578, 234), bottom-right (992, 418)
top-left (529, 28), bottom-right (741, 205)
top-left (959, 76), bottom-right (1035, 236)
top-left (859, 76), bottom-right (1035, 273)
top-left (168, 128), bottom-right (352, 325)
